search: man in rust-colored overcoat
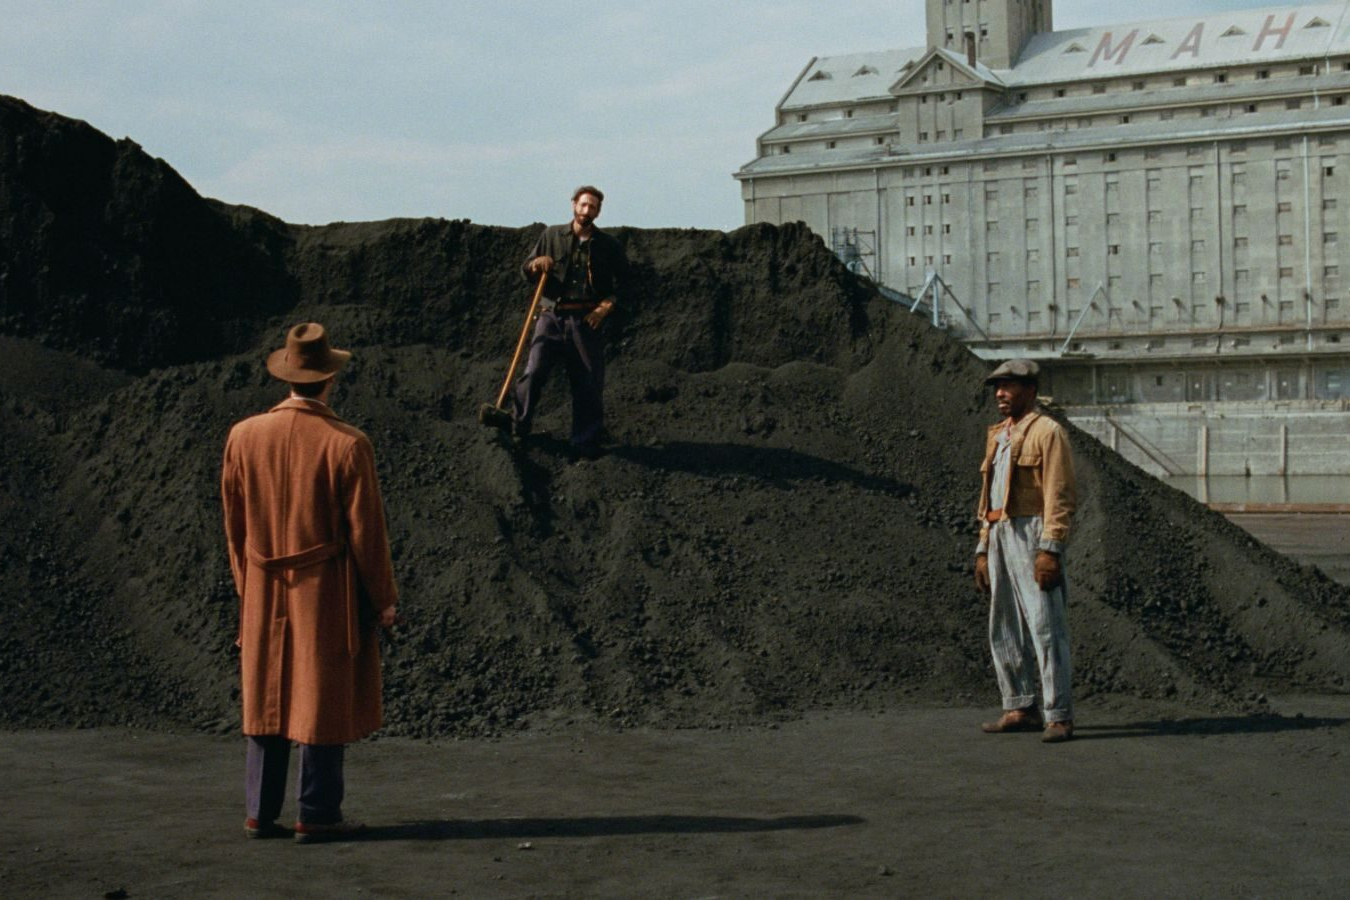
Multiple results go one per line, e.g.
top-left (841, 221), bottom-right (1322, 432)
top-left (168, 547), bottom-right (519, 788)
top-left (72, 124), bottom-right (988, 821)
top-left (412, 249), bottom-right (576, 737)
top-left (222, 322), bottom-right (399, 843)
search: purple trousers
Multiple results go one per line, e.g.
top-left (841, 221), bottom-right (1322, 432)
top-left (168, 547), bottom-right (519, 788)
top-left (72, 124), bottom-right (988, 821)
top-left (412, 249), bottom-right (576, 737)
top-left (512, 309), bottom-right (606, 447)
top-left (245, 736), bottom-right (345, 825)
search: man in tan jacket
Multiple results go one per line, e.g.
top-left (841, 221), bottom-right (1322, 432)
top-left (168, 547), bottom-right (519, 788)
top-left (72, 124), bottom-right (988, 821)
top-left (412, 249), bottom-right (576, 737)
top-left (222, 323), bottom-right (400, 842)
top-left (973, 359), bottom-right (1077, 743)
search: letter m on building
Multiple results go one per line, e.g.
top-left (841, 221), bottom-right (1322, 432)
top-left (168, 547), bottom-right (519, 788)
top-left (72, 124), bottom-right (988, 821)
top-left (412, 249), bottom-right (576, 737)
top-left (1089, 29), bottom-right (1139, 67)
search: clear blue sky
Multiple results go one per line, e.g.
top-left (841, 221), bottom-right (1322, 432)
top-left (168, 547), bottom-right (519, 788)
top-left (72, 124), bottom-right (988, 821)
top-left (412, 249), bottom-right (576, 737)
top-left (0, 1), bottom-right (1289, 228)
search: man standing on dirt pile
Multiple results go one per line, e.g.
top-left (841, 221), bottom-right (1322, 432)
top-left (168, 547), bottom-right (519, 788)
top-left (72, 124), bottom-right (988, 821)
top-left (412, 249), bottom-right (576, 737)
top-left (512, 185), bottom-right (629, 459)
top-left (222, 322), bottom-right (400, 842)
top-left (973, 359), bottom-right (1078, 743)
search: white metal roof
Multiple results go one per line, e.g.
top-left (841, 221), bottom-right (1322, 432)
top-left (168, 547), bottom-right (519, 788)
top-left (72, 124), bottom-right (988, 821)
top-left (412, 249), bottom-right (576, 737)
top-left (1009, 3), bottom-right (1350, 85)
top-left (780, 48), bottom-right (927, 109)
top-left (774, 3), bottom-right (1350, 112)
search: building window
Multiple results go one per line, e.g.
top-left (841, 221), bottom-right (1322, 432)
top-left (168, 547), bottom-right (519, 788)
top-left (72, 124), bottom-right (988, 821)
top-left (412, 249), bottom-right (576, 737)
top-left (1286, 99), bottom-right (1303, 110)
top-left (826, 141), bottom-right (837, 149)
top-left (906, 226), bottom-right (916, 236)
top-left (1279, 234), bottom-right (1294, 245)
top-left (1066, 247), bottom-right (1080, 257)
top-left (1109, 245), bottom-right (1120, 255)
top-left (1278, 201), bottom-right (1292, 212)
top-left (1257, 69), bottom-right (1270, 80)
top-left (1092, 83), bottom-right (1106, 94)
top-left (1215, 73), bottom-right (1228, 83)
top-left (1327, 233), bottom-right (1340, 244)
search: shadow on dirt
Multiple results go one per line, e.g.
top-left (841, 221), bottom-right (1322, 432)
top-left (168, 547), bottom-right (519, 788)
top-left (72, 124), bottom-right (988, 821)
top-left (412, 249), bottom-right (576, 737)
top-left (365, 813), bottom-right (866, 841)
top-left (1076, 714), bottom-right (1349, 741)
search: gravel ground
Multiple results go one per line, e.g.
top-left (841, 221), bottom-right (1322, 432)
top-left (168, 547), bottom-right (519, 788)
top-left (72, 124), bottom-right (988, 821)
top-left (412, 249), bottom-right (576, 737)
top-left (4, 695), bottom-right (1349, 898)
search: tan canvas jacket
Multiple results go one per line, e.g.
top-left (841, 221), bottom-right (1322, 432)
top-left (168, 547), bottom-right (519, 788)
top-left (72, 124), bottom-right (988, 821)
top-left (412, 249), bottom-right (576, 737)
top-left (975, 412), bottom-right (1076, 554)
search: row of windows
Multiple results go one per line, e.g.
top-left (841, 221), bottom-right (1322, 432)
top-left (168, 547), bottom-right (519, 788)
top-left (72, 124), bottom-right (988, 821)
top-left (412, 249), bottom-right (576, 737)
top-left (1010, 59), bottom-right (1350, 105)
top-left (994, 95), bottom-right (1350, 136)
top-left (775, 129), bottom-right (1342, 161)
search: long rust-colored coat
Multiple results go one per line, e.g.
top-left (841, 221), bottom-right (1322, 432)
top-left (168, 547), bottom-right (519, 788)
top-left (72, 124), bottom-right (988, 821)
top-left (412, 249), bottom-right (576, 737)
top-left (222, 398), bottom-right (399, 745)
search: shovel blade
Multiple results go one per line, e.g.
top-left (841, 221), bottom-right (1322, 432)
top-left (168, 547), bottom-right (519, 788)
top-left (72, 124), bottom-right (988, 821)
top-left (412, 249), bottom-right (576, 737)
top-left (478, 403), bottom-right (512, 430)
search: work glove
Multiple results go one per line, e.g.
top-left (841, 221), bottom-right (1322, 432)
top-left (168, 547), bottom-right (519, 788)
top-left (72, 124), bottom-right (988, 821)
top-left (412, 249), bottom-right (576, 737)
top-left (585, 300), bottom-right (614, 330)
top-left (1034, 551), bottom-right (1062, 591)
top-left (527, 256), bottom-right (554, 275)
top-left (974, 554), bottom-right (990, 594)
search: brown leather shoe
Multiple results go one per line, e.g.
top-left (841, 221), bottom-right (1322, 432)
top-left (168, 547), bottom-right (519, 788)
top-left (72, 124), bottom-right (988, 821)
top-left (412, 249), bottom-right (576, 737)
top-left (293, 819), bottom-right (367, 844)
top-left (980, 708), bottom-right (1044, 733)
top-left (1041, 720), bottom-right (1075, 743)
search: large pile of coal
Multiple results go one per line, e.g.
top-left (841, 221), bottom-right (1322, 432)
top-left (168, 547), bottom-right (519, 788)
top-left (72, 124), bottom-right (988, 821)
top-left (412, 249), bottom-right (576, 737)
top-left (2, 95), bottom-right (1347, 737)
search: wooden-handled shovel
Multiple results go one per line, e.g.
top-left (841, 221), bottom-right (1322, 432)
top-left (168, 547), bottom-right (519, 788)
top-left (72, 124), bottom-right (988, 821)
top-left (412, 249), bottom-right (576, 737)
top-left (478, 271), bottom-right (548, 429)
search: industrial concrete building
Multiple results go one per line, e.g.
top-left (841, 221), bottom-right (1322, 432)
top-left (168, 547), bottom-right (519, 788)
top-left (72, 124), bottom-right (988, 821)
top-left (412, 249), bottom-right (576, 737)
top-left (737, 1), bottom-right (1350, 478)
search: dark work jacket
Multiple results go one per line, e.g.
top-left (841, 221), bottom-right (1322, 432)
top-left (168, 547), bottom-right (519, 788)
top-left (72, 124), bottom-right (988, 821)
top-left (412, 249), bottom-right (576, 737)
top-left (522, 224), bottom-right (629, 308)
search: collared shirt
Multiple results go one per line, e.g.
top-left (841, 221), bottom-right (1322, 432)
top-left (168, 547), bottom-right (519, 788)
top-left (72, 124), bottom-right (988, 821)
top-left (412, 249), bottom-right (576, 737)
top-left (989, 424), bottom-right (1012, 511)
top-left (562, 234), bottom-right (593, 301)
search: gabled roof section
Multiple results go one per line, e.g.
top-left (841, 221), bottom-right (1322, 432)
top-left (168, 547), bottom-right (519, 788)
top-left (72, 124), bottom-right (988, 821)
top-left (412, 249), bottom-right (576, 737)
top-left (778, 47), bottom-right (926, 110)
top-left (888, 46), bottom-right (1007, 94)
top-left (1008, 3), bottom-right (1350, 86)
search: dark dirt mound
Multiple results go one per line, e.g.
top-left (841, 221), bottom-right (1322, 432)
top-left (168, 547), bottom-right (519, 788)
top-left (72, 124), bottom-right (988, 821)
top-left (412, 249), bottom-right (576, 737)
top-left (2, 95), bottom-right (1348, 737)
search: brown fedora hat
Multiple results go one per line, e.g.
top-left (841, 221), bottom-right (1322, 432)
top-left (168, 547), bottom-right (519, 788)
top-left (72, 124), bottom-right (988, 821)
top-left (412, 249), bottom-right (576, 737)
top-left (266, 322), bottom-right (352, 383)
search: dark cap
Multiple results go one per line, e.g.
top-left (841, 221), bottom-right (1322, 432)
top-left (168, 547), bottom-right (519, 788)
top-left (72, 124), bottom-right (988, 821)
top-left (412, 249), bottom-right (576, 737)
top-left (984, 358), bottom-right (1040, 386)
